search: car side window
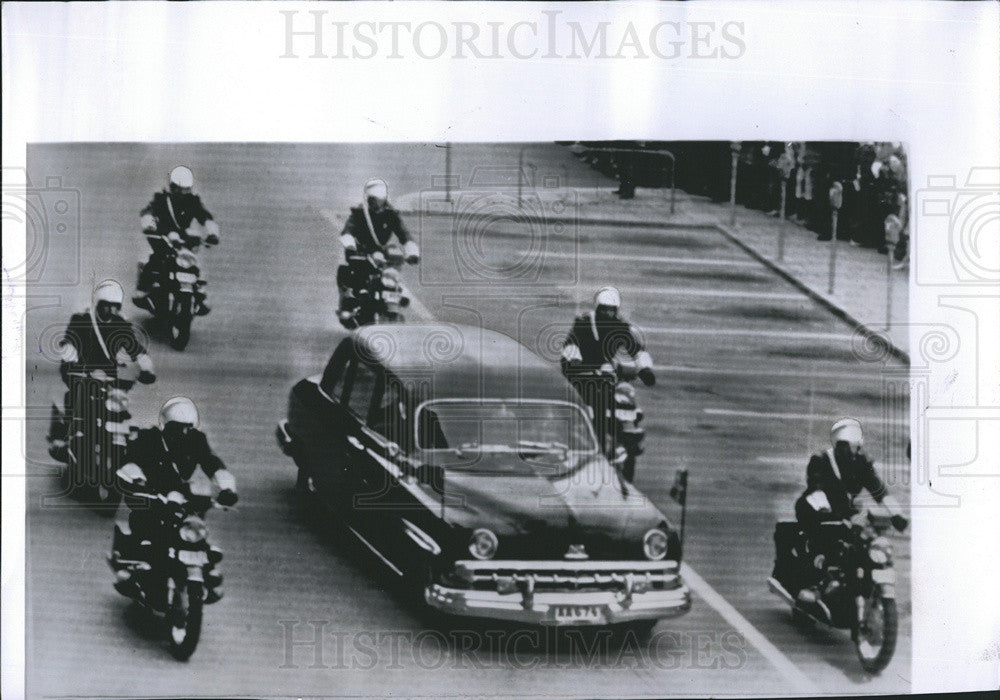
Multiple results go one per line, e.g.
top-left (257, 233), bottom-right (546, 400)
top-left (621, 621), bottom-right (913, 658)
top-left (345, 357), bottom-right (381, 422)
top-left (320, 340), bottom-right (351, 400)
top-left (369, 378), bottom-right (410, 449)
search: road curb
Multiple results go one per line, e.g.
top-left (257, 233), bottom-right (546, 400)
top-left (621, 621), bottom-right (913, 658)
top-left (712, 222), bottom-right (910, 366)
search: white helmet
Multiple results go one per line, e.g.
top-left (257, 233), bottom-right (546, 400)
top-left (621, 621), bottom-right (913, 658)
top-left (364, 178), bottom-right (388, 203)
top-left (831, 417), bottom-right (863, 448)
top-left (594, 286), bottom-right (621, 308)
top-left (93, 279), bottom-right (124, 306)
top-left (159, 396), bottom-right (199, 429)
top-left (169, 166), bottom-right (194, 189)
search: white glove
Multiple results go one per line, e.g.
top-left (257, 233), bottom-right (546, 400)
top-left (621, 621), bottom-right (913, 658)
top-left (340, 233), bottom-right (357, 251)
top-left (403, 240), bottom-right (420, 264)
top-left (140, 213), bottom-right (157, 233)
top-left (205, 219), bottom-right (220, 237)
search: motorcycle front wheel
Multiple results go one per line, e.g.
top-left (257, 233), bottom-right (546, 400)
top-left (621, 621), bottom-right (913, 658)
top-left (167, 580), bottom-right (204, 661)
top-left (169, 294), bottom-right (193, 351)
top-left (856, 594), bottom-right (897, 674)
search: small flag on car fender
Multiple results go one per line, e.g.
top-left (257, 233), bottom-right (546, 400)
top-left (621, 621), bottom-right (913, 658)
top-left (670, 468), bottom-right (688, 506)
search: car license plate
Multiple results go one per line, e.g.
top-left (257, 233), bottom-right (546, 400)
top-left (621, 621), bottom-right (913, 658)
top-left (615, 409), bottom-right (637, 422)
top-left (177, 549), bottom-right (208, 566)
top-left (552, 605), bottom-right (605, 624)
top-left (383, 292), bottom-right (401, 304)
top-left (871, 568), bottom-right (895, 584)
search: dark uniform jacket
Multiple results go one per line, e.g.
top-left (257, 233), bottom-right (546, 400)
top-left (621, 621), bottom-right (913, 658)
top-left (562, 311), bottom-right (646, 374)
top-left (341, 203), bottom-right (411, 255)
top-left (61, 311), bottom-right (148, 378)
top-left (796, 448), bottom-right (887, 526)
top-left (125, 427), bottom-right (226, 497)
top-left (142, 190), bottom-right (214, 239)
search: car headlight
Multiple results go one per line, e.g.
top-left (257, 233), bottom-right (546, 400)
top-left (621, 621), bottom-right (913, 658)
top-left (643, 528), bottom-right (669, 561)
top-left (179, 517), bottom-right (208, 544)
top-left (468, 528), bottom-right (498, 560)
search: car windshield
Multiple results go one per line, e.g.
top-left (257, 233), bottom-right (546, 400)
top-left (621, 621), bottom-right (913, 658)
top-left (415, 400), bottom-right (598, 458)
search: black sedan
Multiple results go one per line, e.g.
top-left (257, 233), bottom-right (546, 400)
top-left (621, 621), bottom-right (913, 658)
top-left (276, 323), bottom-right (690, 627)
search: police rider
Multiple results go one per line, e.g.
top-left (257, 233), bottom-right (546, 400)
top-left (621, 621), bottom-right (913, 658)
top-left (110, 397), bottom-right (237, 605)
top-left (133, 166), bottom-right (219, 315)
top-left (560, 287), bottom-right (655, 471)
top-left (336, 179), bottom-right (419, 325)
top-left (790, 418), bottom-right (908, 607)
top-left (48, 280), bottom-right (156, 462)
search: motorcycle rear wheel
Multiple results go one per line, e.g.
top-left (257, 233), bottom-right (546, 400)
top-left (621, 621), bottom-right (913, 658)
top-left (167, 580), bottom-right (204, 661)
top-left (856, 595), bottom-right (897, 674)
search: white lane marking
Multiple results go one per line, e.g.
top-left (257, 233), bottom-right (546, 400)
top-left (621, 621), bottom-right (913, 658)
top-left (680, 563), bottom-right (820, 695)
top-left (544, 251), bottom-right (758, 268)
top-left (704, 408), bottom-right (909, 425)
top-left (644, 326), bottom-right (855, 341)
top-left (654, 364), bottom-right (893, 382)
top-left (560, 285), bottom-right (802, 301)
top-left (322, 204), bottom-right (822, 691)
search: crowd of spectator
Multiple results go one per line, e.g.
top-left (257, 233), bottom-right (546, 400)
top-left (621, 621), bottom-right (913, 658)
top-left (571, 141), bottom-right (910, 269)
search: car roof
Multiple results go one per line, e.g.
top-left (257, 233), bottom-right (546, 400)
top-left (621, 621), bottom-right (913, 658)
top-left (353, 323), bottom-right (580, 403)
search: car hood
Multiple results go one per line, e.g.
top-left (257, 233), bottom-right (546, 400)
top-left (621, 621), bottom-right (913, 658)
top-left (425, 451), bottom-right (667, 559)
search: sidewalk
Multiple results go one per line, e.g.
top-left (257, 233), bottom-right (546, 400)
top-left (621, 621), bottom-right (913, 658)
top-left (395, 156), bottom-right (908, 364)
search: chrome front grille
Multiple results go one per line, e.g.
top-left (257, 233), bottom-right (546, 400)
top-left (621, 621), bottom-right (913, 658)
top-left (451, 560), bottom-right (681, 593)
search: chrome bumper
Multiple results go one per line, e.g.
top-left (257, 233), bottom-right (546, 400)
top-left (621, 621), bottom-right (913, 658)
top-left (425, 560), bottom-right (691, 625)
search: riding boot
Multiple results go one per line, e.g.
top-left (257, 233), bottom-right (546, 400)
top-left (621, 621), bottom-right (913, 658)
top-left (204, 569), bottom-right (224, 604)
top-left (47, 402), bottom-right (70, 463)
top-left (194, 290), bottom-right (211, 316)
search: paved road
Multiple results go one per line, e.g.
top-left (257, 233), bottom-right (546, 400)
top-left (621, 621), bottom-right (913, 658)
top-left (23, 143), bottom-right (909, 697)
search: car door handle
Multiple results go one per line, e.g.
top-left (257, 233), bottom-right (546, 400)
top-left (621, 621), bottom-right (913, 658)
top-left (347, 436), bottom-right (365, 451)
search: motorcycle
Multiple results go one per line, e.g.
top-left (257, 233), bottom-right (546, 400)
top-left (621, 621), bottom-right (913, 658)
top-left (768, 507), bottom-right (899, 674)
top-left (337, 242), bottom-right (411, 329)
top-left (136, 232), bottom-right (213, 350)
top-left (108, 483), bottom-right (229, 661)
top-left (47, 368), bottom-right (139, 508)
top-left (566, 358), bottom-right (647, 482)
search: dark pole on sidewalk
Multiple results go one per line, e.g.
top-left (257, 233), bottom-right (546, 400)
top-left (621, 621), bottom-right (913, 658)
top-left (827, 182), bottom-right (843, 294)
top-left (729, 142), bottom-right (741, 226)
top-left (884, 215), bottom-right (902, 329)
top-left (445, 142), bottom-right (452, 203)
top-left (777, 153), bottom-right (794, 261)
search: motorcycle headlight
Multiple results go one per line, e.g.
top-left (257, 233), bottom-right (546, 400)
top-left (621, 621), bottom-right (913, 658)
top-left (179, 517), bottom-right (208, 544)
top-left (643, 528), bottom-right (669, 561)
top-left (468, 528), bottom-right (498, 560)
top-left (869, 549), bottom-right (888, 565)
top-left (176, 251), bottom-right (197, 270)
top-left (105, 388), bottom-right (129, 413)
